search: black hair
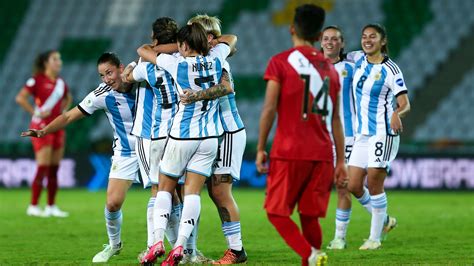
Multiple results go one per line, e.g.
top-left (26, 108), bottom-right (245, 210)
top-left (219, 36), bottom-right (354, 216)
top-left (322, 25), bottom-right (346, 60)
top-left (152, 17), bottom-right (178, 44)
top-left (97, 52), bottom-right (121, 67)
top-left (33, 50), bottom-right (57, 75)
top-left (177, 23), bottom-right (209, 56)
top-left (362, 23), bottom-right (389, 55)
top-left (293, 4), bottom-right (325, 42)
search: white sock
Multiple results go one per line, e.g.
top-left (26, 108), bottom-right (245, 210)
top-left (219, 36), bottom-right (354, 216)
top-left (153, 191), bottom-right (172, 244)
top-left (357, 187), bottom-right (372, 214)
top-left (369, 193), bottom-right (387, 242)
top-left (222, 221), bottom-right (243, 251)
top-left (335, 208), bottom-right (351, 240)
top-left (146, 197), bottom-right (155, 248)
top-left (165, 203), bottom-right (182, 247)
top-left (175, 195), bottom-right (201, 248)
top-left (183, 215), bottom-right (198, 256)
top-left (104, 207), bottom-right (122, 248)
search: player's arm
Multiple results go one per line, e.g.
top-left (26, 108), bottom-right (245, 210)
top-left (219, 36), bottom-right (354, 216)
top-left (122, 60), bottom-right (138, 83)
top-left (61, 92), bottom-right (73, 112)
top-left (331, 92), bottom-right (348, 187)
top-left (391, 93), bottom-right (410, 134)
top-left (21, 107), bottom-right (85, 138)
top-left (15, 88), bottom-right (35, 116)
top-left (256, 80), bottom-right (280, 174)
top-left (137, 43), bottom-right (179, 63)
top-left (211, 35), bottom-right (238, 56)
top-left (180, 70), bottom-right (233, 104)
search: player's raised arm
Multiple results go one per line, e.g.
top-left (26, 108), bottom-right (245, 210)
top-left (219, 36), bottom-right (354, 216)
top-left (21, 107), bottom-right (85, 138)
top-left (137, 43), bottom-right (179, 64)
top-left (215, 34), bottom-right (237, 53)
top-left (180, 70), bottom-right (234, 104)
top-left (256, 79), bottom-right (280, 174)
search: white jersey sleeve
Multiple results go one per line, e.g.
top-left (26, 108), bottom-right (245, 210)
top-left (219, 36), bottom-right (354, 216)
top-left (78, 84), bottom-right (109, 115)
top-left (391, 71), bottom-right (408, 96)
top-left (346, 50), bottom-right (364, 64)
top-left (132, 62), bottom-right (148, 82)
top-left (156, 53), bottom-right (179, 75)
top-left (210, 43), bottom-right (231, 63)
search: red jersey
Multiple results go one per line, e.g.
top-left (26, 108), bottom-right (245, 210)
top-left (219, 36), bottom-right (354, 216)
top-left (24, 73), bottom-right (68, 126)
top-left (264, 46), bottom-right (340, 161)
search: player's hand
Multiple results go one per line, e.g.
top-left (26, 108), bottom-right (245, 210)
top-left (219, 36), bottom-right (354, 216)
top-left (21, 129), bottom-right (45, 138)
top-left (391, 112), bottom-right (403, 134)
top-left (334, 162), bottom-right (348, 188)
top-left (256, 150), bottom-right (269, 174)
top-left (180, 89), bottom-right (199, 105)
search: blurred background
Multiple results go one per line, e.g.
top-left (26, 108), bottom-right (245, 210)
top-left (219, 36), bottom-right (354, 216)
top-left (1, 0), bottom-right (474, 190)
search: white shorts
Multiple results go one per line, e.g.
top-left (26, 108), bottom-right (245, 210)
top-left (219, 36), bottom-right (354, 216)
top-left (136, 137), bottom-right (152, 187)
top-left (348, 134), bottom-right (399, 169)
top-left (331, 136), bottom-right (355, 166)
top-left (213, 129), bottom-right (246, 180)
top-left (109, 154), bottom-right (139, 181)
top-left (160, 137), bottom-right (218, 178)
top-left (149, 138), bottom-right (166, 185)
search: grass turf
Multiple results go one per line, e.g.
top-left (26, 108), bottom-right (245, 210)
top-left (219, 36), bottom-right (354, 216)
top-left (0, 188), bottom-right (473, 265)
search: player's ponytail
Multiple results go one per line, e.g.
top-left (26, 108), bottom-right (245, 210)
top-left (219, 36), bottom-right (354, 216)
top-left (33, 50), bottom-right (56, 75)
top-left (362, 23), bottom-right (389, 56)
top-left (177, 23), bottom-right (210, 56)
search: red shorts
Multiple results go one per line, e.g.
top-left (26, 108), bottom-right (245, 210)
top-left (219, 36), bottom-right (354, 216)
top-left (31, 130), bottom-right (65, 152)
top-left (264, 159), bottom-right (334, 217)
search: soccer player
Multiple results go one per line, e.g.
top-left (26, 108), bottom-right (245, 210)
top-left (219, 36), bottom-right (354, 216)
top-left (22, 52), bottom-right (140, 262)
top-left (137, 23), bottom-right (237, 265)
top-left (16, 50), bottom-right (72, 218)
top-left (256, 4), bottom-right (347, 266)
top-left (320, 26), bottom-right (356, 250)
top-left (186, 14), bottom-right (248, 264)
top-left (346, 24), bottom-right (410, 250)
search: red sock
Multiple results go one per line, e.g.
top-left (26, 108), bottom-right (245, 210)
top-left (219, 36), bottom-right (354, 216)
top-left (300, 214), bottom-right (322, 249)
top-left (31, 165), bottom-right (49, 205)
top-left (47, 165), bottom-right (59, 206)
top-left (267, 213), bottom-right (312, 264)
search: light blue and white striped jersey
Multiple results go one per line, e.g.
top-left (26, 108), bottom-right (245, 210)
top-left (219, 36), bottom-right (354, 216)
top-left (133, 61), bottom-right (178, 139)
top-left (130, 81), bottom-right (153, 139)
top-left (155, 43), bottom-right (231, 139)
top-left (350, 51), bottom-right (408, 136)
top-left (334, 60), bottom-right (356, 137)
top-left (78, 83), bottom-right (136, 157)
top-left (219, 60), bottom-right (245, 133)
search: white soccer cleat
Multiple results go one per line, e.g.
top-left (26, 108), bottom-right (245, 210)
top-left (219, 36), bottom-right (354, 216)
top-left (308, 247), bottom-right (328, 266)
top-left (180, 249), bottom-right (214, 264)
top-left (26, 205), bottom-right (43, 217)
top-left (381, 216), bottom-right (397, 241)
top-left (326, 238), bottom-right (347, 250)
top-left (359, 239), bottom-right (381, 250)
top-left (43, 205), bottom-right (69, 217)
top-left (92, 243), bottom-right (122, 263)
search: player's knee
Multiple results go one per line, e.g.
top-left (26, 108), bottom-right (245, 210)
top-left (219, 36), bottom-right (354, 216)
top-left (106, 200), bottom-right (122, 212)
top-left (336, 186), bottom-right (350, 198)
top-left (347, 182), bottom-right (363, 197)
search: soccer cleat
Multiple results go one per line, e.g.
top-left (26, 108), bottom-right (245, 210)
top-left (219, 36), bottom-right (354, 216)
top-left (92, 243), bottom-right (122, 263)
top-left (308, 248), bottom-right (328, 266)
top-left (43, 205), bottom-right (69, 217)
top-left (381, 216), bottom-right (397, 241)
top-left (141, 241), bottom-right (165, 265)
top-left (326, 238), bottom-right (347, 250)
top-left (213, 248), bottom-right (248, 264)
top-left (161, 245), bottom-right (184, 266)
top-left (137, 248), bottom-right (148, 263)
top-left (359, 239), bottom-right (381, 250)
top-left (180, 249), bottom-right (214, 264)
top-left (26, 205), bottom-right (43, 217)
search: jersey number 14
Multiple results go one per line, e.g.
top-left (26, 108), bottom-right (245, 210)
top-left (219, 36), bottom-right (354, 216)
top-left (301, 74), bottom-right (330, 120)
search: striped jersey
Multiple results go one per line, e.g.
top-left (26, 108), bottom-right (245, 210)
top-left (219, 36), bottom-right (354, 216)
top-left (219, 60), bottom-right (245, 133)
top-left (351, 51), bottom-right (408, 136)
top-left (334, 60), bottom-right (356, 137)
top-left (78, 83), bottom-right (136, 157)
top-left (155, 43), bottom-right (230, 139)
top-left (130, 81), bottom-right (153, 139)
top-left (132, 61), bottom-right (178, 139)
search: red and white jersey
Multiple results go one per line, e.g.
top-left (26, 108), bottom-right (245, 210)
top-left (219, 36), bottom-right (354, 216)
top-left (24, 73), bottom-right (68, 126)
top-left (264, 46), bottom-right (340, 162)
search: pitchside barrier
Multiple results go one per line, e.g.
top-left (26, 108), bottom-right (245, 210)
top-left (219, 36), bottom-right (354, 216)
top-left (1, 154), bottom-right (474, 190)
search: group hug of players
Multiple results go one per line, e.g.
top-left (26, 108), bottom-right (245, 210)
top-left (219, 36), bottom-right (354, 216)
top-left (19, 3), bottom-right (410, 266)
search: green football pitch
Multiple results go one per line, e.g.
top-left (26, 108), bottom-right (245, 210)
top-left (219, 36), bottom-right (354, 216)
top-left (0, 188), bottom-right (473, 265)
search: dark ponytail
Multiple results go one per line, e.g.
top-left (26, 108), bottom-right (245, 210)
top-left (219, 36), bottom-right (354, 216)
top-left (177, 23), bottom-right (209, 56)
top-left (362, 23), bottom-right (389, 55)
top-left (33, 50), bottom-right (56, 75)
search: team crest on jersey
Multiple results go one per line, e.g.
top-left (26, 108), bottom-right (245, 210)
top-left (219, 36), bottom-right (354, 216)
top-left (396, 78), bottom-right (404, 86)
top-left (341, 69), bottom-right (348, 78)
top-left (111, 163), bottom-right (117, 171)
top-left (85, 98), bottom-right (93, 107)
top-left (374, 72), bottom-right (382, 81)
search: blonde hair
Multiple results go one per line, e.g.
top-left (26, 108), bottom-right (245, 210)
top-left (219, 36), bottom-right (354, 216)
top-left (187, 14), bottom-right (222, 37)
